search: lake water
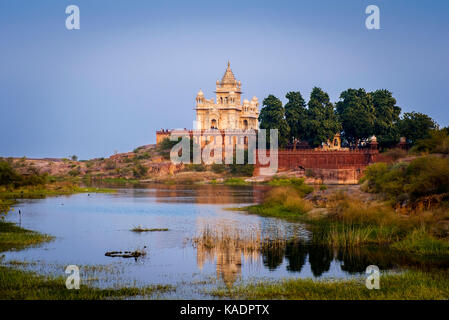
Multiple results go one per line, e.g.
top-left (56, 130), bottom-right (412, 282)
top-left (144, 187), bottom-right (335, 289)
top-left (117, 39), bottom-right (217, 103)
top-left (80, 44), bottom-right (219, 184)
top-left (3, 184), bottom-right (446, 298)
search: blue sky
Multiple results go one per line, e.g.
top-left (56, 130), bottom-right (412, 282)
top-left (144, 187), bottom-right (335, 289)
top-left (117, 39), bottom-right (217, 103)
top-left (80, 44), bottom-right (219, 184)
top-left (1, 0), bottom-right (448, 159)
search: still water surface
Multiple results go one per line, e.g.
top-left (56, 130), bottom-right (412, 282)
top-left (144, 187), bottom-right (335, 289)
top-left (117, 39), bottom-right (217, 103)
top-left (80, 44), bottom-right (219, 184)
top-left (3, 184), bottom-right (438, 298)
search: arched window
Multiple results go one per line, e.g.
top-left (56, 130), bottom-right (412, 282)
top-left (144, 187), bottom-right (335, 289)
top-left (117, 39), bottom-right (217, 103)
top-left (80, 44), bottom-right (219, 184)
top-left (211, 119), bottom-right (217, 129)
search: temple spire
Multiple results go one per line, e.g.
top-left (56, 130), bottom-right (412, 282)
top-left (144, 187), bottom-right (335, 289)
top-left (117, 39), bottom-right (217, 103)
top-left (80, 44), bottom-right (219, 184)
top-left (221, 61), bottom-right (236, 85)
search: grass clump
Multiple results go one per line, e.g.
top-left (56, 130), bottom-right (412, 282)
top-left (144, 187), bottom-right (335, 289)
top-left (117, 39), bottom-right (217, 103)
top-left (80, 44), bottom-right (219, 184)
top-left (243, 185), bottom-right (449, 256)
top-left (267, 177), bottom-right (314, 196)
top-left (224, 178), bottom-right (248, 186)
top-left (210, 270), bottom-right (449, 300)
top-left (246, 186), bottom-right (313, 222)
top-left (391, 228), bottom-right (449, 256)
top-left (311, 195), bottom-right (449, 254)
top-left (0, 266), bottom-right (174, 300)
top-left (0, 221), bottom-right (53, 252)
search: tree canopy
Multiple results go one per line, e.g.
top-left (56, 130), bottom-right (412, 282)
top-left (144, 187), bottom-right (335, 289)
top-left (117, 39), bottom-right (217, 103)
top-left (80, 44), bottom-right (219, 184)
top-left (259, 94), bottom-right (290, 148)
top-left (284, 91), bottom-right (307, 142)
top-left (305, 87), bottom-right (341, 148)
top-left (257, 87), bottom-right (437, 150)
top-left (371, 89), bottom-right (401, 148)
top-left (336, 88), bottom-right (376, 146)
top-left (398, 112), bottom-right (437, 145)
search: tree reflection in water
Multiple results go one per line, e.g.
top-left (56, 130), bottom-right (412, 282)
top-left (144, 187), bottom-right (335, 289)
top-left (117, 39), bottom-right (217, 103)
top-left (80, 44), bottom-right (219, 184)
top-left (308, 245), bottom-right (333, 277)
top-left (191, 221), bottom-right (447, 288)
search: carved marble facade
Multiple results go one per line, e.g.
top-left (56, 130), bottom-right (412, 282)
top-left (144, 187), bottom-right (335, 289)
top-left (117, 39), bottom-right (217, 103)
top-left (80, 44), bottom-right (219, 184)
top-left (195, 62), bottom-right (259, 131)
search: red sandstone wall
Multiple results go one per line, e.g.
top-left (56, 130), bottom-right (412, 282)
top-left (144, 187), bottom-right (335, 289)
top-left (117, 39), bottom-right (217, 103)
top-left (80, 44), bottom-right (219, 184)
top-left (254, 149), bottom-right (383, 184)
top-left (256, 149), bottom-right (379, 170)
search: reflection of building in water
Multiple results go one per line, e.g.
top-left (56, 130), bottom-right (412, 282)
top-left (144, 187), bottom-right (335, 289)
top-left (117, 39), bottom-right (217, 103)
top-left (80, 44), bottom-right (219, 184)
top-left (194, 219), bottom-right (261, 287)
top-left (154, 184), bottom-right (266, 204)
top-left (193, 218), bottom-right (397, 283)
top-left (193, 215), bottom-right (413, 283)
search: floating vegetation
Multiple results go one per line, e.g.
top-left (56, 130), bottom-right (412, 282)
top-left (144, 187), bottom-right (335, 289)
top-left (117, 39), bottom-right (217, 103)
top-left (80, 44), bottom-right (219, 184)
top-left (105, 246), bottom-right (147, 259)
top-left (131, 226), bottom-right (169, 232)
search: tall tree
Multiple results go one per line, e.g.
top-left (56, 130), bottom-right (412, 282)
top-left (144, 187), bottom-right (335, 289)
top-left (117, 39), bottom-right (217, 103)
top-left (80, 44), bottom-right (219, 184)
top-left (336, 88), bottom-right (375, 146)
top-left (305, 87), bottom-right (341, 148)
top-left (371, 89), bottom-right (401, 148)
top-left (398, 112), bottom-right (437, 145)
top-left (284, 91), bottom-right (308, 143)
top-left (259, 95), bottom-right (290, 148)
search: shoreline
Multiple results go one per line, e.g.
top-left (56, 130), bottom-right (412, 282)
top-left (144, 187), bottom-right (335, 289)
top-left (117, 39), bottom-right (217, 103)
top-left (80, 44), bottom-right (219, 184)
top-left (1, 178), bottom-right (448, 300)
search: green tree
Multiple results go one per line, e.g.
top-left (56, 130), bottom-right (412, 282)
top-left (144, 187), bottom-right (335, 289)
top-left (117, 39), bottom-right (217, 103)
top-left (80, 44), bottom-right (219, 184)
top-left (411, 129), bottom-right (449, 154)
top-left (442, 127), bottom-right (449, 135)
top-left (0, 159), bottom-right (46, 187)
top-left (371, 89), bottom-right (401, 148)
top-left (336, 88), bottom-right (375, 146)
top-left (259, 95), bottom-right (290, 148)
top-left (284, 91), bottom-right (308, 143)
top-left (305, 87), bottom-right (341, 148)
top-left (71, 155), bottom-right (78, 161)
top-left (0, 160), bottom-right (20, 186)
top-left (398, 112), bottom-right (437, 145)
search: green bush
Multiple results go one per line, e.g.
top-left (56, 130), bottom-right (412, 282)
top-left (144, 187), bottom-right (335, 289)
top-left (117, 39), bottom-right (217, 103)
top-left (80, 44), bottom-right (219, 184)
top-left (391, 228), bottom-right (449, 256)
top-left (211, 164), bottom-right (227, 174)
top-left (184, 164), bottom-right (206, 172)
top-left (0, 199), bottom-right (13, 218)
top-left (0, 160), bottom-right (46, 187)
top-left (268, 177), bottom-right (314, 196)
top-left (136, 152), bottom-right (151, 160)
top-left (133, 162), bottom-right (147, 178)
top-left (68, 167), bottom-right (81, 177)
top-left (363, 156), bottom-right (449, 204)
top-left (410, 129), bottom-right (449, 154)
top-left (0, 161), bottom-right (21, 186)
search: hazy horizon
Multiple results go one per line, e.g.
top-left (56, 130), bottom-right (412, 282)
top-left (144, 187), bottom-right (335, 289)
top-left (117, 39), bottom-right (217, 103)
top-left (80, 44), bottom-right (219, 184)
top-left (1, 0), bottom-right (448, 159)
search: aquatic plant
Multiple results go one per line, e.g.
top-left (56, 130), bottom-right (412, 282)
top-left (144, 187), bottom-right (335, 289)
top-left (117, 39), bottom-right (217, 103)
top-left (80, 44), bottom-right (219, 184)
top-left (131, 226), bottom-right (169, 232)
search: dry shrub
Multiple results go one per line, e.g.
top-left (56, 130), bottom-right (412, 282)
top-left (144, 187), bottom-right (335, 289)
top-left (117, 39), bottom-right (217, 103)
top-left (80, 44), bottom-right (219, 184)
top-left (328, 198), bottom-right (401, 227)
top-left (264, 187), bottom-right (313, 213)
top-left (327, 191), bottom-right (449, 239)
